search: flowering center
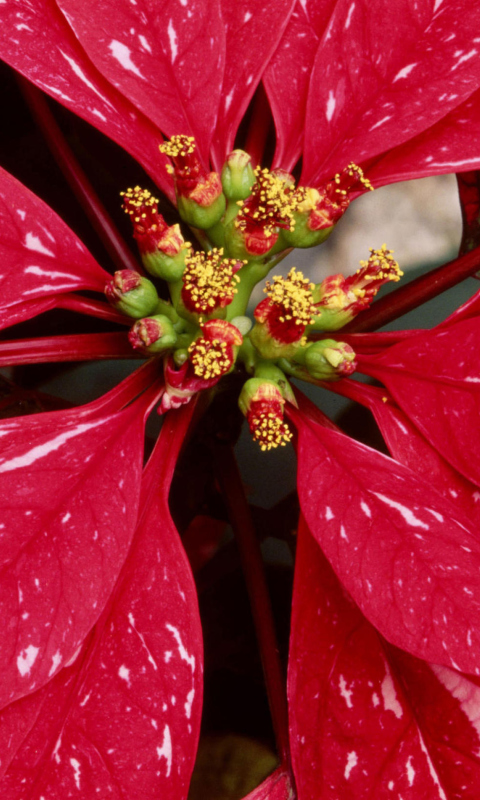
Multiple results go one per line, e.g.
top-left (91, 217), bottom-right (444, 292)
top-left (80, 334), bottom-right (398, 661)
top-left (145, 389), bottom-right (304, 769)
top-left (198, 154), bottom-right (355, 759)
top-left (236, 167), bottom-right (296, 236)
top-left (332, 162), bottom-right (373, 198)
top-left (247, 400), bottom-right (293, 451)
top-left (265, 267), bottom-right (316, 327)
top-left (188, 336), bottom-right (233, 380)
top-left (182, 248), bottom-right (243, 315)
top-left (121, 186), bottom-right (167, 237)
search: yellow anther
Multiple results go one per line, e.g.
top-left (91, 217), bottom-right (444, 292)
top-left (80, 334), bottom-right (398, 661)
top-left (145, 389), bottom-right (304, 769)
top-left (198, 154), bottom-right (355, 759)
top-left (250, 411), bottom-right (293, 451)
top-left (182, 248), bottom-right (245, 314)
top-left (159, 135), bottom-right (196, 159)
top-left (265, 267), bottom-right (316, 327)
top-left (358, 244), bottom-right (403, 283)
top-left (188, 337), bottom-right (232, 380)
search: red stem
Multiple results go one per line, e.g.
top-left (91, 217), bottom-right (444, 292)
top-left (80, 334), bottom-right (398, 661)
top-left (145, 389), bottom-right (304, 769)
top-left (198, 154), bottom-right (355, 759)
top-left (212, 444), bottom-right (292, 774)
top-left (18, 76), bottom-right (141, 275)
top-left (342, 248), bottom-right (480, 333)
top-left (244, 83), bottom-right (272, 168)
top-left (55, 294), bottom-right (130, 326)
top-left (0, 332), bottom-right (140, 366)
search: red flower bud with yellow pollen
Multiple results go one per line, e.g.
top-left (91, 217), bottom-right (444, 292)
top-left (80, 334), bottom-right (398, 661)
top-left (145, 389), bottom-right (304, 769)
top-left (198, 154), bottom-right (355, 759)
top-left (180, 248), bottom-right (244, 318)
top-left (305, 163), bottom-right (374, 233)
top-left (159, 134), bottom-right (225, 229)
top-left (225, 166), bottom-right (296, 258)
top-left (188, 319), bottom-right (243, 382)
top-left (313, 244), bottom-right (403, 331)
top-left (239, 379), bottom-right (293, 451)
top-left (121, 186), bottom-right (189, 280)
top-left (250, 267), bottom-right (316, 359)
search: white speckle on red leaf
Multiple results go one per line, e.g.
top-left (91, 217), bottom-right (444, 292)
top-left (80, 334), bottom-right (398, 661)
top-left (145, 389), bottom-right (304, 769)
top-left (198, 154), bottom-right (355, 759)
top-left (339, 675), bottom-right (353, 708)
top-left (326, 90), bottom-right (336, 121)
top-left (381, 662), bottom-right (403, 718)
top-left (167, 20), bottom-right (177, 62)
top-left (53, 735), bottom-right (62, 764)
top-left (360, 500), bottom-right (371, 518)
top-left (406, 755), bottom-right (415, 786)
top-left (185, 688), bottom-right (195, 719)
top-left (17, 644), bottom-right (39, 677)
top-left (128, 612), bottom-right (158, 670)
top-left (118, 664), bottom-right (131, 686)
top-left (344, 751), bottom-right (358, 780)
top-left (0, 421), bottom-right (104, 473)
top-left (70, 757), bottom-right (81, 790)
top-left (345, 3), bottom-right (355, 28)
top-left (48, 650), bottom-right (62, 677)
top-left (340, 525), bottom-right (349, 541)
top-left (325, 506), bottom-right (334, 520)
top-left (156, 724), bottom-right (172, 777)
top-left (372, 492), bottom-right (430, 530)
top-left (393, 62), bottom-right (417, 81)
top-left (108, 39), bottom-right (144, 78)
top-left (166, 623), bottom-right (196, 672)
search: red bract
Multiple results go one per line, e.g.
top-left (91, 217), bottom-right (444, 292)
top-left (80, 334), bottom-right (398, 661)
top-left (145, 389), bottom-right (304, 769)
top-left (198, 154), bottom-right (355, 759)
top-left (289, 516), bottom-right (480, 799)
top-left (1, 0), bottom-right (480, 796)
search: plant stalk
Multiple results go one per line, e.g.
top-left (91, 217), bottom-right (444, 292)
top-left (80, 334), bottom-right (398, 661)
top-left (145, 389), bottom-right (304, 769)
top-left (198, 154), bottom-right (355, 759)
top-left (18, 76), bottom-right (141, 274)
top-left (212, 444), bottom-right (292, 774)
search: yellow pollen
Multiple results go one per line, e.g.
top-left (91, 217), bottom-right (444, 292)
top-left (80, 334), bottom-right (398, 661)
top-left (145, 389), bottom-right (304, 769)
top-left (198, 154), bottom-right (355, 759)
top-left (182, 248), bottom-right (245, 314)
top-left (159, 134), bottom-right (196, 159)
top-left (336, 162), bottom-right (374, 193)
top-left (236, 167), bottom-right (296, 234)
top-left (250, 411), bottom-right (293, 451)
top-left (120, 186), bottom-right (159, 215)
top-left (265, 267), bottom-right (316, 326)
top-left (188, 337), bottom-right (232, 380)
top-left (358, 244), bottom-right (403, 283)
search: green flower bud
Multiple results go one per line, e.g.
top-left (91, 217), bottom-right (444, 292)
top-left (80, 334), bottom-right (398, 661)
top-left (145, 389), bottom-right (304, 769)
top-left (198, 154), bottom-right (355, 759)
top-left (105, 270), bottom-right (159, 319)
top-left (221, 150), bottom-right (256, 201)
top-left (128, 314), bottom-right (177, 354)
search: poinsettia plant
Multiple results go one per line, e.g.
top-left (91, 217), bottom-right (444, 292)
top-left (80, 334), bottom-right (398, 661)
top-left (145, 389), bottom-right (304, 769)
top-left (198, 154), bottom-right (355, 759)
top-left (1, 0), bottom-right (480, 797)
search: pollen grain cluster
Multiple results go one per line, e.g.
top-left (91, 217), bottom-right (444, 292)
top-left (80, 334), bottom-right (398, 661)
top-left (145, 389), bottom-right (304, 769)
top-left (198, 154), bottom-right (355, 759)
top-left (249, 408), bottom-right (293, 451)
top-left (182, 248), bottom-right (243, 314)
top-left (159, 134), bottom-right (196, 159)
top-left (121, 186), bottom-right (160, 230)
top-left (236, 167), bottom-right (296, 235)
top-left (188, 337), bottom-right (232, 380)
top-left (265, 267), bottom-right (316, 326)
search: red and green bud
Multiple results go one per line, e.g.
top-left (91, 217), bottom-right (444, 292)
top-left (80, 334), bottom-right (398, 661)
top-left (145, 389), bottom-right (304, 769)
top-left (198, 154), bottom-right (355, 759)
top-left (238, 378), bottom-right (293, 451)
top-left (104, 270), bottom-right (159, 318)
top-left (224, 167), bottom-right (296, 259)
top-left (180, 248), bottom-right (244, 320)
top-left (297, 339), bottom-right (357, 380)
top-left (128, 314), bottom-right (177, 354)
top-left (159, 135), bottom-right (226, 229)
top-left (188, 319), bottom-right (243, 381)
top-left (221, 150), bottom-right (255, 201)
top-left (301, 163), bottom-right (374, 236)
top-left (313, 245), bottom-right (403, 330)
top-left (121, 185), bottom-right (190, 280)
top-left (282, 187), bottom-right (336, 248)
top-left (250, 268), bottom-right (316, 359)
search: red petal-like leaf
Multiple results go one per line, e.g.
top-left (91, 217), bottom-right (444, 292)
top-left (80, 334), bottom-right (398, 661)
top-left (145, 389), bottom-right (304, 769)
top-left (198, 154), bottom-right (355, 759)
top-left (301, 0), bottom-right (480, 185)
top-left (55, 0), bottom-right (225, 166)
top-left (356, 317), bottom-right (480, 488)
top-left (210, 0), bottom-right (295, 168)
top-left (0, 0), bottom-right (173, 197)
top-left (334, 379), bottom-right (480, 524)
top-left (366, 89), bottom-right (480, 186)
top-left (0, 166), bottom-right (109, 330)
top-left (290, 407), bottom-right (480, 673)
top-left (241, 768), bottom-right (294, 799)
top-left (0, 390), bottom-right (152, 709)
top-left (457, 170), bottom-right (480, 255)
top-left (0, 404), bottom-right (202, 798)
top-left (289, 516), bottom-right (480, 799)
top-left (264, 0), bottom-right (336, 172)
